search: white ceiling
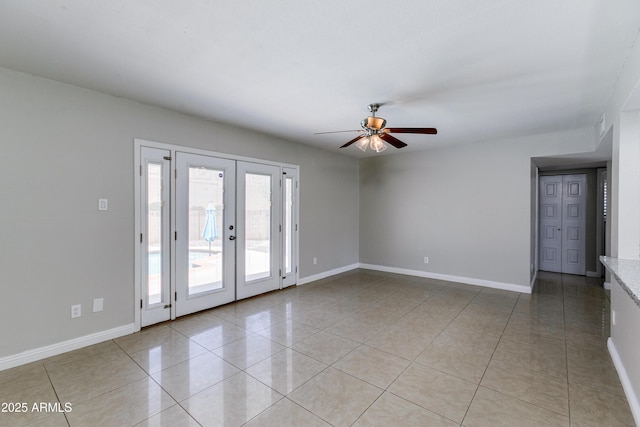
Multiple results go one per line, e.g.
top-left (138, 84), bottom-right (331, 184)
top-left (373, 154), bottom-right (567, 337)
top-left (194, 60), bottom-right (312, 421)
top-left (1, 0), bottom-right (639, 157)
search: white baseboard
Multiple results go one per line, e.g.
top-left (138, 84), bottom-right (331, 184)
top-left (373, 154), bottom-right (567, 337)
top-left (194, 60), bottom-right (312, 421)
top-left (604, 281), bottom-right (612, 290)
top-left (359, 263), bottom-right (532, 294)
top-left (298, 263), bottom-right (360, 286)
top-left (586, 270), bottom-right (601, 278)
top-left (608, 338), bottom-right (640, 427)
top-left (298, 263), bottom-right (532, 294)
top-left (0, 323), bottom-right (136, 372)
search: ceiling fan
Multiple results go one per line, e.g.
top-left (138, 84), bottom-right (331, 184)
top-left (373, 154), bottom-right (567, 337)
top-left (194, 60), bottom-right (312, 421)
top-left (316, 103), bottom-right (437, 152)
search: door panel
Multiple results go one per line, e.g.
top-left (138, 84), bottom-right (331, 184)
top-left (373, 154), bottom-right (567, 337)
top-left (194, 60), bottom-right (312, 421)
top-left (176, 153), bottom-right (236, 316)
top-left (282, 167), bottom-right (298, 287)
top-left (236, 162), bottom-right (282, 300)
top-left (539, 176), bottom-right (562, 273)
top-left (561, 175), bottom-right (586, 275)
top-left (141, 147), bottom-right (172, 327)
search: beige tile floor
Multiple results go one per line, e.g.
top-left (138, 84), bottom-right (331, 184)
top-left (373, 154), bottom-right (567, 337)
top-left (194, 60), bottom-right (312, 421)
top-left (0, 270), bottom-right (635, 426)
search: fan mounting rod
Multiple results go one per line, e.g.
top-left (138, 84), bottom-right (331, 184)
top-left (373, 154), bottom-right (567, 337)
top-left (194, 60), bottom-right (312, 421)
top-left (367, 103), bottom-right (380, 115)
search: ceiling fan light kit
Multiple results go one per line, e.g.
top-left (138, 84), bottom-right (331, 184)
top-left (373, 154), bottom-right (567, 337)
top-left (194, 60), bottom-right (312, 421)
top-left (355, 137), bottom-right (370, 151)
top-left (327, 103), bottom-right (437, 153)
top-left (356, 134), bottom-right (388, 152)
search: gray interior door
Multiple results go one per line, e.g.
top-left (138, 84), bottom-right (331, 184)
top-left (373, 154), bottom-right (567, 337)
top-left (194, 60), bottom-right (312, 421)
top-left (539, 174), bottom-right (586, 275)
top-left (539, 176), bottom-right (563, 273)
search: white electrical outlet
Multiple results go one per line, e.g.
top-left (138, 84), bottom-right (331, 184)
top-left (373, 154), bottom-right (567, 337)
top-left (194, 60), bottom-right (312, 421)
top-left (93, 298), bottom-right (104, 312)
top-left (424, 256), bottom-right (429, 264)
top-left (313, 257), bottom-right (317, 265)
top-left (71, 304), bottom-right (82, 318)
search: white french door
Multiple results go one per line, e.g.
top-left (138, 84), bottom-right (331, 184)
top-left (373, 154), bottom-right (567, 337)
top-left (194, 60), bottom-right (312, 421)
top-left (140, 147), bottom-right (172, 327)
top-left (137, 144), bottom-right (297, 327)
top-left (282, 167), bottom-right (298, 287)
top-left (236, 162), bottom-right (281, 300)
top-left (175, 153), bottom-right (236, 316)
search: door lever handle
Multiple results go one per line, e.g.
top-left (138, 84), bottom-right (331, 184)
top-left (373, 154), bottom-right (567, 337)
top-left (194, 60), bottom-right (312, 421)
top-left (229, 235), bottom-right (236, 241)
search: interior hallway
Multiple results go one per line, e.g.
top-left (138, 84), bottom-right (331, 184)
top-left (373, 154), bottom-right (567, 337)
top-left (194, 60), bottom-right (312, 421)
top-left (0, 270), bottom-right (633, 426)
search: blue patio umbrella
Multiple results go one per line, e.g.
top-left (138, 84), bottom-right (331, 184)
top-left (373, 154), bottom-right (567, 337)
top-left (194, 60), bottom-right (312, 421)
top-left (201, 203), bottom-right (218, 255)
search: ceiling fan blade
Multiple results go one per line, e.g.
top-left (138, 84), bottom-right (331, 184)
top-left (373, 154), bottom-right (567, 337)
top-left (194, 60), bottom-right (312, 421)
top-left (385, 127), bottom-right (438, 134)
top-left (380, 133), bottom-right (407, 149)
top-left (340, 135), bottom-right (365, 148)
top-left (314, 130), bottom-right (360, 135)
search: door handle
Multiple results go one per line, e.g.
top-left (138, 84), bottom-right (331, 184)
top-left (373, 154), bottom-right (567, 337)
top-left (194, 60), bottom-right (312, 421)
top-left (229, 235), bottom-right (236, 241)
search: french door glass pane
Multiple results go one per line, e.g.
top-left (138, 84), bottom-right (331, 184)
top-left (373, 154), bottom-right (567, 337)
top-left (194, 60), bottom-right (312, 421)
top-left (284, 176), bottom-right (293, 274)
top-left (245, 173), bottom-right (271, 281)
top-left (188, 166), bottom-right (224, 295)
top-left (147, 162), bottom-right (163, 306)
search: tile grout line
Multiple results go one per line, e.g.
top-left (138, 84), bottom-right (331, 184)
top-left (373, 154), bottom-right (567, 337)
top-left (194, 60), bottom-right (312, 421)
top-left (561, 274), bottom-right (573, 427)
top-left (330, 282), bottom-right (465, 426)
top-left (364, 285), bottom-right (482, 426)
top-left (112, 338), bottom-right (186, 424)
top-left (41, 361), bottom-right (72, 427)
top-left (458, 289), bottom-right (519, 425)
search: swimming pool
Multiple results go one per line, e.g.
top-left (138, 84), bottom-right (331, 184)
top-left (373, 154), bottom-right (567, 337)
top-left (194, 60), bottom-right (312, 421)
top-left (147, 251), bottom-right (211, 275)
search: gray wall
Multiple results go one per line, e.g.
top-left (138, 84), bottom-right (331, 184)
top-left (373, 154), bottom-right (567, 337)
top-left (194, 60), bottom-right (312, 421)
top-left (0, 67), bottom-right (359, 359)
top-left (360, 129), bottom-right (596, 288)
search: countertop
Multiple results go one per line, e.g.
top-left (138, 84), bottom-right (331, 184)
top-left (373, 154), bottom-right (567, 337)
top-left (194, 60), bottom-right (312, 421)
top-left (600, 256), bottom-right (640, 308)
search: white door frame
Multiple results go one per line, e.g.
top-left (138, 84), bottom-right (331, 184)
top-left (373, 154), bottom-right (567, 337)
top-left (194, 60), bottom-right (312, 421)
top-left (595, 168), bottom-right (607, 277)
top-left (282, 167), bottom-right (298, 287)
top-left (134, 139), bottom-right (299, 331)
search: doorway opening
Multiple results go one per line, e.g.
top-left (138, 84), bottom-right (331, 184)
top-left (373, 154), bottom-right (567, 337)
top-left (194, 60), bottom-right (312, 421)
top-left (536, 167), bottom-right (607, 278)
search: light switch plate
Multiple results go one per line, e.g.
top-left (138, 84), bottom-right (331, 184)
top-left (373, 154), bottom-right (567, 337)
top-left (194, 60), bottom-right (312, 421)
top-left (98, 199), bottom-right (108, 211)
